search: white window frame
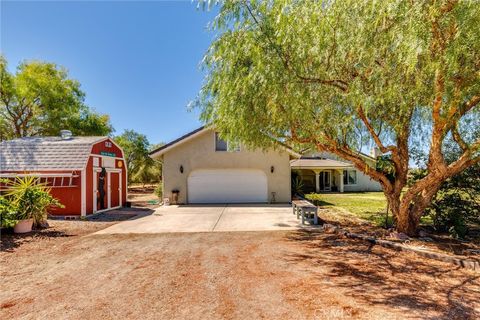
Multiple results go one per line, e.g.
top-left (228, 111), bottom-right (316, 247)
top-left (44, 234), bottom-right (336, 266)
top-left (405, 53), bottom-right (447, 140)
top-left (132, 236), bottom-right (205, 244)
top-left (343, 169), bottom-right (357, 185)
top-left (214, 132), bottom-right (240, 152)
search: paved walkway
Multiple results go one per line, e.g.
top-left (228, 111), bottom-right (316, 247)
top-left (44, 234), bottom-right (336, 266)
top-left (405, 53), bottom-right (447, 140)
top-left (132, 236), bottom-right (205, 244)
top-left (95, 204), bottom-right (317, 234)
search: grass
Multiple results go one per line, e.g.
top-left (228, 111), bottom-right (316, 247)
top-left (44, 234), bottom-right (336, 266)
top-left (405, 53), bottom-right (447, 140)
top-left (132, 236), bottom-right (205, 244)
top-left (305, 192), bottom-right (392, 227)
top-left (305, 192), bottom-right (436, 228)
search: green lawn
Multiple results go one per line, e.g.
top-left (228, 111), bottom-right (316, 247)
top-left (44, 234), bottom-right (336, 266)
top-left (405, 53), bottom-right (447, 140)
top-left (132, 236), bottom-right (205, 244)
top-left (305, 192), bottom-right (391, 226)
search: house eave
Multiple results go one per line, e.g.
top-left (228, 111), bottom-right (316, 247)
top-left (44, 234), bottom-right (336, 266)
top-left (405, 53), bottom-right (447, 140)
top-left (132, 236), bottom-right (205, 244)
top-left (150, 126), bottom-right (302, 159)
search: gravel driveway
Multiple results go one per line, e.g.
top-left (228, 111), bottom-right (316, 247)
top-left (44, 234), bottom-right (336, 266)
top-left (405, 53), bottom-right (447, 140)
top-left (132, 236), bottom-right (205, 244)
top-left (1, 227), bottom-right (479, 319)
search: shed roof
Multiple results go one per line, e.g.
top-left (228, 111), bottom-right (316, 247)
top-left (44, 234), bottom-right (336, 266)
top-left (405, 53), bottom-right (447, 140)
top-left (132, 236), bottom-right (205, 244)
top-left (0, 136), bottom-right (107, 171)
top-left (290, 158), bottom-right (353, 169)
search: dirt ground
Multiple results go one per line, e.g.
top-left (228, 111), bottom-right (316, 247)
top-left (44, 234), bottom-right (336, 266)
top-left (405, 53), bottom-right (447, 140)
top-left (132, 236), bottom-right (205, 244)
top-left (318, 206), bottom-right (480, 258)
top-left (1, 223), bottom-right (479, 319)
top-left (127, 185), bottom-right (160, 209)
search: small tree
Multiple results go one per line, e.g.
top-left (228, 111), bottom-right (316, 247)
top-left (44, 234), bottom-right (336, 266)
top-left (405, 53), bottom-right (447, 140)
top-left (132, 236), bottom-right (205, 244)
top-left (196, 0), bottom-right (480, 235)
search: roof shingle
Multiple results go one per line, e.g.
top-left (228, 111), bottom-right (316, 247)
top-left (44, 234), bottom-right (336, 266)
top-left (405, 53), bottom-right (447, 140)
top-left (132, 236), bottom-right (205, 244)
top-left (0, 136), bottom-right (106, 171)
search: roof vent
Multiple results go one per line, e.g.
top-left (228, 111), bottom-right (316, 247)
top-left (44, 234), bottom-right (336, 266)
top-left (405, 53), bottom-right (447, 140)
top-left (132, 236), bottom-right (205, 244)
top-left (60, 130), bottom-right (73, 140)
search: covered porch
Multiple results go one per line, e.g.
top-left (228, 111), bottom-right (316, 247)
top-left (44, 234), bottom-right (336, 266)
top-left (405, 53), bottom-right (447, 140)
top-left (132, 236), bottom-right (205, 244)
top-left (291, 158), bottom-right (354, 193)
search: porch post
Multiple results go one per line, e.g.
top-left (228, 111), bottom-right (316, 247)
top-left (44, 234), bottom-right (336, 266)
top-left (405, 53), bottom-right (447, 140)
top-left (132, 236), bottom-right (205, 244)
top-left (338, 170), bottom-right (344, 193)
top-left (314, 170), bottom-right (320, 193)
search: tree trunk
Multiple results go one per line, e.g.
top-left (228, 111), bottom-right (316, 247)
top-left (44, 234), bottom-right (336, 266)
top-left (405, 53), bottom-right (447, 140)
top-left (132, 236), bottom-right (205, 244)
top-left (394, 176), bottom-right (444, 236)
top-left (396, 206), bottom-right (421, 236)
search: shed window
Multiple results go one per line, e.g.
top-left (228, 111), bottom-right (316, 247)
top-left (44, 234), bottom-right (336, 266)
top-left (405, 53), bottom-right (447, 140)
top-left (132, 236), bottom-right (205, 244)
top-left (343, 170), bottom-right (357, 185)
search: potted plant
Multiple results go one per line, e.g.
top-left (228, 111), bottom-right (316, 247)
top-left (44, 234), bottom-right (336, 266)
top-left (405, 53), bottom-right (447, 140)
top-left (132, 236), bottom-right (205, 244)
top-left (4, 177), bottom-right (63, 233)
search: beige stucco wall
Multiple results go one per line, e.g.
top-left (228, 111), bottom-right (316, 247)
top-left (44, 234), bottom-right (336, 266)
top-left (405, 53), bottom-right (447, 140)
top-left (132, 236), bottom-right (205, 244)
top-left (161, 130), bottom-right (292, 204)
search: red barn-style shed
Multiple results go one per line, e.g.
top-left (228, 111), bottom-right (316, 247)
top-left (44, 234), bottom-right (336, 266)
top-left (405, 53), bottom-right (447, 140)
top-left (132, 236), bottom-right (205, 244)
top-left (0, 132), bottom-right (127, 217)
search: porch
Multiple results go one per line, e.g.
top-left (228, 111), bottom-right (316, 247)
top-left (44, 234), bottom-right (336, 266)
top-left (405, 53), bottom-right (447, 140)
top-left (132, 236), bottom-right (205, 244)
top-left (291, 158), bottom-right (354, 194)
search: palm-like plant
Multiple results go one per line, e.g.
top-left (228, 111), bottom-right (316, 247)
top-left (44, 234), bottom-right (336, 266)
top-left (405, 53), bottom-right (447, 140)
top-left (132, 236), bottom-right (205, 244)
top-left (292, 176), bottom-right (304, 196)
top-left (4, 176), bottom-right (63, 226)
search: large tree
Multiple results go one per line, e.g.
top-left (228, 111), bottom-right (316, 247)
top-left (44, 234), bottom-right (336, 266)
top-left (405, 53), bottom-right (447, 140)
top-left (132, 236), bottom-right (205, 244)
top-left (195, 0), bottom-right (480, 235)
top-left (0, 56), bottom-right (112, 139)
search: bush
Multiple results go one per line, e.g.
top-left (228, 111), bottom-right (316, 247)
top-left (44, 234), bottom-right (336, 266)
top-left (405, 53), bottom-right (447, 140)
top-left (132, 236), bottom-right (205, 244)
top-left (155, 183), bottom-right (163, 199)
top-left (426, 190), bottom-right (478, 239)
top-left (0, 196), bottom-right (18, 228)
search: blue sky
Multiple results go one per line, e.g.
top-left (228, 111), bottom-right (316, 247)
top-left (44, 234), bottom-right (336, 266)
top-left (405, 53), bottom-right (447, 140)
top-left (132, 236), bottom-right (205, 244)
top-left (1, 0), bottom-right (218, 144)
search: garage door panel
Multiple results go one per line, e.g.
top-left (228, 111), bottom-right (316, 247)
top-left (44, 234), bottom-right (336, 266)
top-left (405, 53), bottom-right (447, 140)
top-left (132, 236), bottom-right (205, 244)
top-left (188, 169), bottom-right (268, 203)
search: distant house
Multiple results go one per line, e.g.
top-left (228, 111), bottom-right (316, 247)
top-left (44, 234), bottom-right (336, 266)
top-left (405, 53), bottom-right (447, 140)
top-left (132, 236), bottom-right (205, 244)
top-left (150, 127), bottom-right (381, 205)
top-left (0, 131), bottom-right (127, 217)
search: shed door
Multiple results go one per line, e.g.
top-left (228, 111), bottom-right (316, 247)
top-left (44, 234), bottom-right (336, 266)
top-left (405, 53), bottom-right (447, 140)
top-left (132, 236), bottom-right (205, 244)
top-left (110, 172), bottom-right (120, 208)
top-left (187, 169), bottom-right (268, 203)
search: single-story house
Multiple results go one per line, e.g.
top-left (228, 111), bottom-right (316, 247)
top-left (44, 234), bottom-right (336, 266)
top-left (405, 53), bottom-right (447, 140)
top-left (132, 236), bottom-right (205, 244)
top-left (0, 130), bottom-right (127, 217)
top-left (150, 127), bottom-right (382, 204)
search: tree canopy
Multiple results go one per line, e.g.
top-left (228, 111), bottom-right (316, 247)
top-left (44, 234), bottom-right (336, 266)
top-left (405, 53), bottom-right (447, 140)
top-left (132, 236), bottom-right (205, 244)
top-left (0, 56), bottom-right (112, 140)
top-left (114, 130), bottom-right (162, 185)
top-left (196, 0), bottom-right (480, 235)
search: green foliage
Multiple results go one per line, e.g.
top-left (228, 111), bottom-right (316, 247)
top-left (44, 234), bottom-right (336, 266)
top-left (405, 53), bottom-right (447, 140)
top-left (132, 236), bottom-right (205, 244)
top-left (4, 177), bottom-right (64, 226)
top-left (114, 130), bottom-right (162, 185)
top-left (195, 0), bottom-right (479, 151)
top-left (291, 176), bottom-right (304, 196)
top-left (376, 155), bottom-right (395, 182)
top-left (131, 161), bottom-right (162, 186)
top-left (429, 171), bottom-right (479, 239)
top-left (155, 183), bottom-right (163, 199)
top-left (0, 195), bottom-right (18, 228)
top-left (0, 56), bottom-right (112, 139)
top-left (426, 190), bottom-right (477, 239)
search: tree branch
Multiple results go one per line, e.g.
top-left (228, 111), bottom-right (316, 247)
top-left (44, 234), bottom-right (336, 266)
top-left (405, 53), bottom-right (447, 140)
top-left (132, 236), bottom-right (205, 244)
top-left (357, 105), bottom-right (396, 154)
top-left (317, 134), bottom-right (394, 192)
top-left (451, 124), bottom-right (468, 151)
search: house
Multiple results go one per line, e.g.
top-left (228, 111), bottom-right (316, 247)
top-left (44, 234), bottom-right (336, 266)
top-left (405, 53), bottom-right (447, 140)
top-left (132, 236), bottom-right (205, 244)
top-left (291, 151), bottom-right (382, 194)
top-left (150, 127), bottom-right (382, 204)
top-left (0, 130), bottom-right (127, 217)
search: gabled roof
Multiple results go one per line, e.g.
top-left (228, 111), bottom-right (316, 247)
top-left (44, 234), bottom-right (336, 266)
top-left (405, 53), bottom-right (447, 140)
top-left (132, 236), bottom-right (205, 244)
top-left (149, 126), bottom-right (301, 158)
top-left (0, 136), bottom-right (108, 171)
top-left (290, 158), bottom-right (354, 169)
top-left (150, 126), bottom-right (207, 158)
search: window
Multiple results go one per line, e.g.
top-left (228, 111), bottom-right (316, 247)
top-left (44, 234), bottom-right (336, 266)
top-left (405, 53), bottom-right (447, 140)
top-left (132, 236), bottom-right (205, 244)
top-left (215, 132), bottom-right (240, 152)
top-left (343, 170), bottom-right (357, 185)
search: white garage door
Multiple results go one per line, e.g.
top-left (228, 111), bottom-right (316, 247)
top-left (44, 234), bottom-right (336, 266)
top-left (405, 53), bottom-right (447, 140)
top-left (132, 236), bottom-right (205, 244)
top-left (188, 169), bottom-right (268, 203)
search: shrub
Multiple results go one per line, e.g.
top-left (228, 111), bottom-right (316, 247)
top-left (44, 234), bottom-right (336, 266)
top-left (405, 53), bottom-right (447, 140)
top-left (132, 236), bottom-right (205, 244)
top-left (4, 177), bottom-right (64, 227)
top-left (291, 176), bottom-right (304, 196)
top-left (426, 190), bottom-right (478, 239)
top-left (155, 183), bottom-right (163, 199)
top-left (0, 196), bottom-right (18, 228)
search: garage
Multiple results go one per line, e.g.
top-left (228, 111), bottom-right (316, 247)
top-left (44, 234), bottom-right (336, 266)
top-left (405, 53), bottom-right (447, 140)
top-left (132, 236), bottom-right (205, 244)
top-left (187, 169), bottom-right (268, 203)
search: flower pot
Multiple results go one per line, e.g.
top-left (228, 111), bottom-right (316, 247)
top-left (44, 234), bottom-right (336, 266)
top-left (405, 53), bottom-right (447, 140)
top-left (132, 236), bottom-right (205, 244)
top-left (14, 219), bottom-right (33, 233)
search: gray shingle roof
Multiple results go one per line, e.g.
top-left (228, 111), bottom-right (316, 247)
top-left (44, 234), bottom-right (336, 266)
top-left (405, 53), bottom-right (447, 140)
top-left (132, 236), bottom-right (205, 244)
top-left (0, 136), bottom-right (106, 171)
top-left (290, 158), bottom-right (353, 168)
